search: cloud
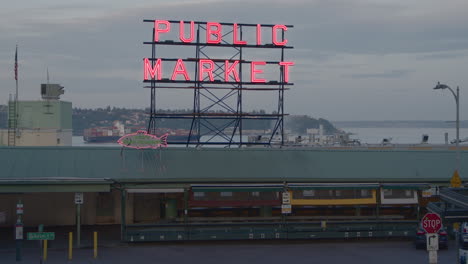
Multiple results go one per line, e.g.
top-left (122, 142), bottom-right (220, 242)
top-left (415, 50), bottom-right (468, 61)
top-left (1, 0), bottom-right (468, 121)
top-left (348, 69), bottom-right (412, 79)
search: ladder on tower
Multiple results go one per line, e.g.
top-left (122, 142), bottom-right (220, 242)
top-left (7, 97), bottom-right (16, 146)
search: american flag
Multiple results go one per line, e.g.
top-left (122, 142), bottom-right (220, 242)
top-left (14, 46), bottom-right (18, 81)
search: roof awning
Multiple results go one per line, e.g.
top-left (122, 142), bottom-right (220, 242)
top-left (288, 183), bottom-right (380, 190)
top-left (127, 188), bottom-right (184, 193)
top-left (0, 178), bottom-right (111, 193)
top-left (381, 183), bottom-right (430, 190)
top-left (0, 184), bottom-right (110, 193)
top-left (191, 184), bottom-right (283, 192)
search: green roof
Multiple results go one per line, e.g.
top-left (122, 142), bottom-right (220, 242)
top-left (0, 147), bottom-right (465, 186)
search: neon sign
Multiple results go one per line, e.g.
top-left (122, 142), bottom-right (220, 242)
top-left (143, 20), bottom-right (294, 84)
top-left (153, 20), bottom-right (288, 46)
top-left (142, 19), bottom-right (293, 146)
top-left (118, 130), bottom-right (168, 149)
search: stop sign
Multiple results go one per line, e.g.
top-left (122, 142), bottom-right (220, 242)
top-left (421, 213), bottom-right (443, 233)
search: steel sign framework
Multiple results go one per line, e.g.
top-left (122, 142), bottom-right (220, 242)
top-left (143, 20), bottom-right (294, 147)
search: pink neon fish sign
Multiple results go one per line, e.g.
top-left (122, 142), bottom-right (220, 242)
top-left (117, 130), bottom-right (168, 149)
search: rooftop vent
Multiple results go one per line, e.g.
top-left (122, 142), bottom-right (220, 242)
top-left (41, 83), bottom-right (64, 100)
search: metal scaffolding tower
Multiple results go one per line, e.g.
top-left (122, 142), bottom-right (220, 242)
top-left (143, 20), bottom-right (293, 147)
top-left (7, 96), bottom-right (17, 146)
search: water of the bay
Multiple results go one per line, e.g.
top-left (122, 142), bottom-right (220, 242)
top-left (333, 120), bottom-right (468, 145)
top-left (72, 120), bottom-right (468, 146)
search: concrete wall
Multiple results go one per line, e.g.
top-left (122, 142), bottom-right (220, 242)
top-left (0, 129), bottom-right (72, 146)
top-left (0, 191), bottom-right (181, 227)
top-left (0, 192), bottom-right (117, 227)
top-left (1, 99), bottom-right (72, 146)
top-left (15, 100), bottom-right (72, 130)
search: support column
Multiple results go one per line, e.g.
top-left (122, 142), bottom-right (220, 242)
top-left (121, 190), bottom-right (126, 241)
top-left (376, 189), bottom-right (381, 219)
top-left (355, 206), bottom-right (361, 217)
top-left (76, 204), bottom-right (81, 248)
top-left (183, 189), bottom-right (189, 223)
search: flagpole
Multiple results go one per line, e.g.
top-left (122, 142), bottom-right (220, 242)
top-left (15, 45), bottom-right (19, 136)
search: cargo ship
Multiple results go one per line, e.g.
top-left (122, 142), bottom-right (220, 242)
top-left (83, 121), bottom-right (129, 143)
top-left (83, 121), bottom-right (200, 143)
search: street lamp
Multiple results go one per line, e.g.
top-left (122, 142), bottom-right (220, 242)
top-left (433, 81), bottom-right (460, 176)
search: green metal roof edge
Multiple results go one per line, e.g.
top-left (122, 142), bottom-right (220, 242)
top-left (381, 184), bottom-right (430, 190)
top-left (117, 178), bottom-right (449, 184)
top-left (0, 184), bottom-right (110, 193)
top-left (122, 183), bottom-right (190, 189)
top-left (0, 145), bottom-right (466, 153)
top-left (0, 180), bottom-right (111, 185)
top-left (289, 185), bottom-right (379, 190)
top-left (192, 187), bottom-right (283, 192)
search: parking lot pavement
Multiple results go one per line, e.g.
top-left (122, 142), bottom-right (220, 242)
top-left (0, 239), bottom-right (459, 264)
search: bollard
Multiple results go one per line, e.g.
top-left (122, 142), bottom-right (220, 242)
top-left (15, 200), bottom-right (24, 262)
top-left (93, 231), bottom-right (98, 259)
top-left (43, 240), bottom-right (48, 261)
top-left (68, 232), bottom-right (73, 260)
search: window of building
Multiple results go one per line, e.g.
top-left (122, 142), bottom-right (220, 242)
top-left (194, 192), bottom-right (205, 197)
top-left (383, 189), bottom-right (392, 197)
top-left (220, 192), bottom-right (233, 197)
top-left (361, 189), bottom-right (369, 197)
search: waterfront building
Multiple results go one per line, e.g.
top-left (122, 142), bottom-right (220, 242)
top-left (0, 83), bottom-right (72, 146)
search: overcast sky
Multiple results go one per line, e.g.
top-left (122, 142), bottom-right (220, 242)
top-left (1, 0), bottom-right (468, 121)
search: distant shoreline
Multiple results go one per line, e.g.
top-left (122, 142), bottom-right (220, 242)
top-left (332, 120), bottom-right (468, 129)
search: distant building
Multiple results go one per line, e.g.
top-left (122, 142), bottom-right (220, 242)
top-left (0, 83), bottom-right (72, 146)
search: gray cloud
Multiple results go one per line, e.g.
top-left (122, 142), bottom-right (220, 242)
top-left (348, 69), bottom-right (412, 79)
top-left (1, 0), bottom-right (468, 121)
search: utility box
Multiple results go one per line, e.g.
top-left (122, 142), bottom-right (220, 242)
top-left (41, 83), bottom-right (64, 100)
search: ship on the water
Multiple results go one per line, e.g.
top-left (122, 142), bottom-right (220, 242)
top-left (83, 121), bottom-right (200, 144)
top-left (83, 121), bottom-right (128, 143)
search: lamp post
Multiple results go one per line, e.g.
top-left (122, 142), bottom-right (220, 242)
top-left (434, 82), bottom-right (460, 175)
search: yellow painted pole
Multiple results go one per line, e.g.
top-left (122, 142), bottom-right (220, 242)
top-left (43, 240), bottom-right (48, 261)
top-left (93, 231), bottom-right (98, 259)
top-left (68, 232), bottom-right (73, 260)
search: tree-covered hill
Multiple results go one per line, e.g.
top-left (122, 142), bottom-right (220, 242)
top-left (0, 105), bottom-right (339, 136)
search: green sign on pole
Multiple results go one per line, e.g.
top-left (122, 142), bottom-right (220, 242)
top-left (27, 232), bottom-right (55, 240)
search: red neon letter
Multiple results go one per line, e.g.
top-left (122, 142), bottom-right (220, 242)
top-left (199, 59), bottom-right (214, 81)
top-left (144, 58), bottom-right (162, 80)
top-left (272, 25), bottom-right (288, 46)
top-left (256, 24), bottom-right (262, 45)
top-left (154, 20), bottom-right (170, 42)
top-left (206, 22), bottom-right (221, 44)
top-left (179, 21), bottom-right (195, 43)
top-left (225, 60), bottom-right (240, 82)
top-left (171, 59), bottom-right (190, 80)
top-left (251, 61), bottom-right (266, 83)
top-left (279, 61), bottom-right (294, 82)
top-left (233, 23), bottom-right (247, 45)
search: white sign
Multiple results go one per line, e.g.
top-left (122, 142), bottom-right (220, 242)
top-left (427, 233), bottom-right (439, 251)
top-left (16, 203), bottom-right (23, 215)
top-left (282, 192), bottom-right (290, 204)
top-left (75, 192), bottom-right (83, 204)
top-left (459, 248), bottom-right (468, 264)
top-left (15, 225), bottom-right (23, 240)
top-left (281, 204), bottom-right (291, 214)
top-left (428, 249), bottom-right (438, 264)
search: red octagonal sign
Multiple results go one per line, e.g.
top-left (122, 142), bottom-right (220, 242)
top-left (421, 213), bottom-right (442, 233)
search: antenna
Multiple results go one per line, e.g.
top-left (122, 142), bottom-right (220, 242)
top-left (47, 67), bottom-right (50, 84)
